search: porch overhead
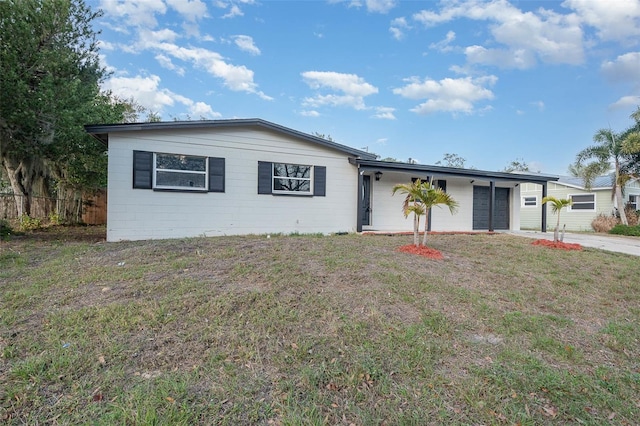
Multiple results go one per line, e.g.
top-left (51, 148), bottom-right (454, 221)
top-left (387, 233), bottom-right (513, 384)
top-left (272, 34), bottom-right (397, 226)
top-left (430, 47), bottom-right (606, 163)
top-left (353, 159), bottom-right (558, 185)
top-left (353, 159), bottom-right (559, 233)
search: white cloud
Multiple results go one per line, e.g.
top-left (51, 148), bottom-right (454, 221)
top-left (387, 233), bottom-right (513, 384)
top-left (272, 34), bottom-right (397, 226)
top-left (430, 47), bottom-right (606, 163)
top-left (222, 5), bottom-right (243, 18)
top-left (299, 110), bottom-right (320, 117)
top-left (166, 0), bottom-right (208, 22)
top-left (140, 28), bottom-right (179, 44)
top-left (102, 74), bottom-right (175, 109)
top-left (372, 106), bottom-right (396, 120)
top-left (601, 52), bottom-right (640, 83)
top-left (189, 101), bottom-right (221, 118)
top-left (302, 94), bottom-right (368, 110)
top-left (99, 0), bottom-right (167, 27)
top-left (366, 0), bottom-right (397, 14)
top-left (465, 45), bottom-right (536, 69)
top-left (330, 0), bottom-right (396, 14)
top-left (429, 30), bottom-right (456, 52)
top-left (103, 74), bottom-right (220, 118)
top-left (393, 75), bottom-right (497, 115)
top-left (301, 71), bottom-right (378, 111)
top-left (389, 27), bottom-right (404, 40)
top-left (302, 71), bottom-right (378, 96)
top-left (98, 54), bottom-right (117, 75)
top-left (155, 54), bottom-right (185, 75)
top-left (233, 35), bottom-right (261, 55)
top-left (609, 95), bottom-right (640, 111)
top-left (412, 0), bottom-right (585, 68)
top-left (389, 17), bottom-right (410, 40)
top-left (138, 41), bottom-right (271, 99)
top-left (531, 100), bottom-right (545, 111)
top-left (563, 0), bottom-right (640, 42)
top-left (98, 40), bottom-right (116, 51)
top-left (376, 138), bottom-right (388, 145)
top-left (215, 0), bottom-right (255, 18)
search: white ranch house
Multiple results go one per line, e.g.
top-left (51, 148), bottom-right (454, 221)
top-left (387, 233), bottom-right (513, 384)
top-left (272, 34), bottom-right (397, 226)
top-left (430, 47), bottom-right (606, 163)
top-left (520, 176), bottom-right (640, 232)
top-left (85, 119), bottom-right (558, 242)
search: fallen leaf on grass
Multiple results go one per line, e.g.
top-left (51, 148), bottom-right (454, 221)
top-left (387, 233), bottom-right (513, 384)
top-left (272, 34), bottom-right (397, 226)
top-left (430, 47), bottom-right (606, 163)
top-left (166, 397), bottom-right (175, 404)
top-left (542, 405), bottom-right (558, 417)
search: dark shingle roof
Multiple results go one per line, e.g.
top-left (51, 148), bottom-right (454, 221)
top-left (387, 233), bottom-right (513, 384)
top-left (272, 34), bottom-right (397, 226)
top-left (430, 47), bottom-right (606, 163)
top-left (85, 118), bottom-right (377, 160)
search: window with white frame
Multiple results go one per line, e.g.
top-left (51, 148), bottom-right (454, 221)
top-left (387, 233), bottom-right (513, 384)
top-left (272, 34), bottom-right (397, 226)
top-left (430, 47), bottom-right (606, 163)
top-left (272, 163), bottom-right (312, 194)
top-left (154, 153), bottom-right (208, 190)
top-left (629, 194), bottom-right (639, 210)
top-left (522, 196), bottom-right (537, 207)
top-left (569, 193), bottom-right (595, 211)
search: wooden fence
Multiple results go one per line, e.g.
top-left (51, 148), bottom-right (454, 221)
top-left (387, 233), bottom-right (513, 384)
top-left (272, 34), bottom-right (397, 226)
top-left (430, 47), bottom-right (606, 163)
top-left (0, 190), bottom-right (107, 225)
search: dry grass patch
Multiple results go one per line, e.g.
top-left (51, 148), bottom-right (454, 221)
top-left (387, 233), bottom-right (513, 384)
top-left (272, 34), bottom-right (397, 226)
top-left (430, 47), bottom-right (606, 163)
top-left (1, 227), bottom-right (639, 425)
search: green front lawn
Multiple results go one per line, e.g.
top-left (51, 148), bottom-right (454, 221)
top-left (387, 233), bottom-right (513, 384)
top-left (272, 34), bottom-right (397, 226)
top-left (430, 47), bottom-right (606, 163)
top-left (1, 227), bottom-right (638, 424)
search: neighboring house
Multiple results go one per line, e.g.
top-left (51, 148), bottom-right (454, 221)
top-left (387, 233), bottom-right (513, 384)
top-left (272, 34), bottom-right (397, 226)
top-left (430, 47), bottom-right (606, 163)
top-left (520, 175), bottom-right (640, 232)
top-left (86, 119), bottom-right (558, 241)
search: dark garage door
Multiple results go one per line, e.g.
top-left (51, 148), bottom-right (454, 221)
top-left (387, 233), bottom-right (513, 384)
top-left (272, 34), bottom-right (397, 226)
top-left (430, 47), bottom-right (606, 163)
top-left (473, 186), bottom-right (510, 230)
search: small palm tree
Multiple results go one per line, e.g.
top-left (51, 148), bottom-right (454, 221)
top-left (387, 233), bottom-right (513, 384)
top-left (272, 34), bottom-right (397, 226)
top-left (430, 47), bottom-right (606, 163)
top-left (392, 179), bottom-right (459, 247)
top-left (541, 196), bottom-right (572, 243)
top-left (392, 179), bottom-right (425, 246)
top-left (414, 182), bottom-right (458, 246)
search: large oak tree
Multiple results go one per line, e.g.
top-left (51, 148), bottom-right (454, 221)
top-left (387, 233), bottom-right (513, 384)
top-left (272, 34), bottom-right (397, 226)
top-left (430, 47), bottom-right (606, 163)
top-left (0, 0), bottom-right (130, 220)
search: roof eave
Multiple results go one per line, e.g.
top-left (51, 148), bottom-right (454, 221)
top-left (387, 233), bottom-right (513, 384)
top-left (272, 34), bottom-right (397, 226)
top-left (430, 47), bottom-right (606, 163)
top-left (356, 159), bottom-right (559, 184)
top-left (84, 118), bottom-right (376, 159)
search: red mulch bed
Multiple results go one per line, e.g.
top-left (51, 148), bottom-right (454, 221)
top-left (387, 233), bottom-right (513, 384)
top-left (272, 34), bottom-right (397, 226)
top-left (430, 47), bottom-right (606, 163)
top-left (397, 244), bottom-right (444, 259)
top-left (532, 239), bottom-right (582, 251)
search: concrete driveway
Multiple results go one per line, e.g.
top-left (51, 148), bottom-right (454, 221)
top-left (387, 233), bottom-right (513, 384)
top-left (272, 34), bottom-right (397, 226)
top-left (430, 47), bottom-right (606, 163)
top-left (509, 230), bottom-right (640, 256)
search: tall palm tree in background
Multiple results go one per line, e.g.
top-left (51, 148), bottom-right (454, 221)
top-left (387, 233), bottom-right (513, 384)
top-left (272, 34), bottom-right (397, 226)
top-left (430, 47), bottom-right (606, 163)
top-left (392, 179), bottom-right (458, 247)
top-left (541, 196), bottom-right (572, 243)
top-left (572, 108), bottom-right (640, 226)
top-left (574, 128), bottom-right (630, 225)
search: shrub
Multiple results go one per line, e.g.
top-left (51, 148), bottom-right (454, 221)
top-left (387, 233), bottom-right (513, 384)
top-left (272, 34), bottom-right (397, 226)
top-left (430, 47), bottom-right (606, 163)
top-left (49, 212), bottom-right (63, 225)
top-left (609, 224), bottom-right (640, 237)
top-left (591, 214), bottom-right (618, 233)
top-left (0, 219), bottom-right (12, 238)
top-left (19, 214), bottom-right (42, 231)
top-left (624, 206), bottom-right (639, 226)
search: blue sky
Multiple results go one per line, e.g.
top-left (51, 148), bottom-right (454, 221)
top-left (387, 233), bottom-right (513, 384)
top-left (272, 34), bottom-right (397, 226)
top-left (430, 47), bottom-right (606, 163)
top-left (92, 0), bottom-right (640, 175)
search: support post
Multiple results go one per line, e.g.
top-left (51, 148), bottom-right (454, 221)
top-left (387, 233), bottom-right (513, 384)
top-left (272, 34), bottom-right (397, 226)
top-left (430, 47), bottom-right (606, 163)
top-left (541, 182), bottom-right (548, 232)
top-left (357, 170), bottom-right (363, 232)
top-left (488, 180), bottom-right (495, 232)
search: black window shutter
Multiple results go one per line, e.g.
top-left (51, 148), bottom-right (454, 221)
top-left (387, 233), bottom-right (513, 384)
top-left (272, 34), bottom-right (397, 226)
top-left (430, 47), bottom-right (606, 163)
top-left (437, 179), bottom-right (447, 192)
top-left (258, 161), bottom-right (272, 194)
top-left (208, 157), bottom-right (225, 192)
top-left (133, 150), bottom-right (153, 189)
top-left (314, 166), bottom-right (326, 196)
